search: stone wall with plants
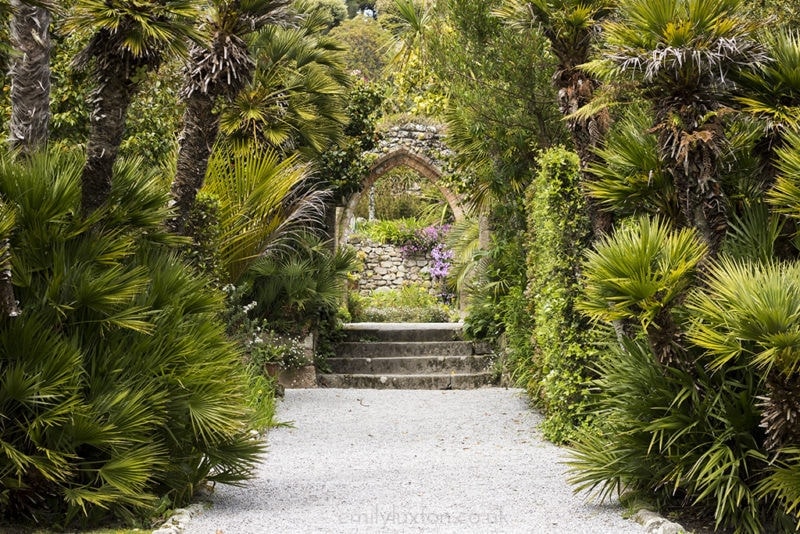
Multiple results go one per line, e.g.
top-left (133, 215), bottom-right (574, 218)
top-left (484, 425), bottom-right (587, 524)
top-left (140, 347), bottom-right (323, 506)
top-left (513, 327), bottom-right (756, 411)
top-left (348, 235), bottom-right (434, 295)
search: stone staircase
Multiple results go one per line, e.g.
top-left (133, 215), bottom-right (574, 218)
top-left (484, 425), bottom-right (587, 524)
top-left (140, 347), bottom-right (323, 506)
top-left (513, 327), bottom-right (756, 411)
top-left (318, 323), bottom-right (496, 389)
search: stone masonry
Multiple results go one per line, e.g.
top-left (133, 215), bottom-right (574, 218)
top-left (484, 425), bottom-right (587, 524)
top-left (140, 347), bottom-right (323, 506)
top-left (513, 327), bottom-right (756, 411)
top-left (348, 236), bottom-right (434, 295)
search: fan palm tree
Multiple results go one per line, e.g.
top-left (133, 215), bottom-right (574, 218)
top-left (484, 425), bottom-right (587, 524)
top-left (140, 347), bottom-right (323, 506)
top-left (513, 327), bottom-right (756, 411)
top-left (495, 0), bottom-right (615, 238)
top-left (67, 0), bottom-right (202, 214)
top-left (687, 258), bottom-right (800, 452)
top-left (168, 0), bottom-right (293, 235)
top-left (580, 216), bottom-right (707, 367)
top-left (585, 0), bottom-right (767, 256)
top-left (219, 8), bottom-right (349, 157)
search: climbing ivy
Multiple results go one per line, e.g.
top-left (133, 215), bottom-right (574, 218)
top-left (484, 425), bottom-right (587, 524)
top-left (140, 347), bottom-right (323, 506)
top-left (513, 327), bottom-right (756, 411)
top-left (522, 146), bottom-right (606, 444)
top-left (319, 78), bottom-right (383, 201)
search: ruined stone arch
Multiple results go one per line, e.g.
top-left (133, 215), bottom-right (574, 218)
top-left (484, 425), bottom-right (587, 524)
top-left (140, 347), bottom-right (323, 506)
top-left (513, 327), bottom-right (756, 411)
top-left (335, 122), bottom-right (466, 245)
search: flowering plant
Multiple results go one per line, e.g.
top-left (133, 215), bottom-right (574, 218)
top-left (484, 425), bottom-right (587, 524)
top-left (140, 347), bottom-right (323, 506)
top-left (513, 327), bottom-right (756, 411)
top-left (400, 224), bottom-right (451, 258)
top-left (430, 243), bottom-right (454, 279)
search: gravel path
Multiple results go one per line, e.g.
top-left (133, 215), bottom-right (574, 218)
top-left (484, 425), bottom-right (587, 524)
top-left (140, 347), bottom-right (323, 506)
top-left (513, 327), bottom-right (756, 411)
top-left (182, 388), bottom-right (642, 534)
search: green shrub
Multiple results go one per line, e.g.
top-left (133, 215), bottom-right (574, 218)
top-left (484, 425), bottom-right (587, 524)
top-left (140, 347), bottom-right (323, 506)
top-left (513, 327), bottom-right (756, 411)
top-left (245, 232), bottom-right (358, 335)
top-left (522, 146), bottom-right (600, 443)
top-left (0, 151), bottom-right (263, 528)
top-left (569, 219), bottom-right (800, 532)
top-left (353, 218), bottom-right (425, 245)
top-left (568, 338), bottom-right (777, 533)
top-left (348, 284), bottom-right (457, 322)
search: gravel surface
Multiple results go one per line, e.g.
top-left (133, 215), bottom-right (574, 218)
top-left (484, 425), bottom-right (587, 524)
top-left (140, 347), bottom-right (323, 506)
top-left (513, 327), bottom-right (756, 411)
top-left (182, 388), bottom-right (642, 534)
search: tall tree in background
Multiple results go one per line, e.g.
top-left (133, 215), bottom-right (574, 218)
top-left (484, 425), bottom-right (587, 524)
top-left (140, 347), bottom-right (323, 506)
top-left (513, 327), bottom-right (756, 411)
top-left (168, 0), bottom-right (292, 235)
top-left (68, 0), bottom-right (201, 214)
top-left (586, 0), bottom-right (767, 256)
top-left (496, 0), bottom-right (614, 239)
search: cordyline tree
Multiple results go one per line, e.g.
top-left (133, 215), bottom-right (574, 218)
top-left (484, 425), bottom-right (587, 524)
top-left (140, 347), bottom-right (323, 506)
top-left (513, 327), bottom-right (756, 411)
top-left (67, 0), bottom-right (202, 214)
top-left (495, 0), bottom-right (615, 239)
top-left (167, 0), bottom-right (293, 235)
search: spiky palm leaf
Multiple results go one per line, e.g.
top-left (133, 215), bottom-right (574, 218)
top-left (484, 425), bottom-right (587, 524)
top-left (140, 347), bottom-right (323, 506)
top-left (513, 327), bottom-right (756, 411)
top-left (769, 129), bottom-right (800, 220)
top-left (568, 337), bottom-right (771, 533)
top-left (734, 29), bottom-right (800, 139)
top-left (443, 217), bottom-right (481, 294)
top-left (756, 448), bottom-right (800, 530)
top-left (687, 258), bottom-right (800, 450)
top-left (723, 202), bottom-right (783, 263)
top-left (220, 16), bottom-right (349, 156)
top-left (580, 216), bottom-right (707, 366)
top-left (587, 105), bottom-right (677, 218)
top-left (201, 142), bottom-right (329, 284)
top-left (580, 216), bottom-right (706, 329)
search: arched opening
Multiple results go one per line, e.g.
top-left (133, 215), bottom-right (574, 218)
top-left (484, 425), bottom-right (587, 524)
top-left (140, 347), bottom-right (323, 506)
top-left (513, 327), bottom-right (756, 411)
top-left (336, 148), bottom-right (465, 244)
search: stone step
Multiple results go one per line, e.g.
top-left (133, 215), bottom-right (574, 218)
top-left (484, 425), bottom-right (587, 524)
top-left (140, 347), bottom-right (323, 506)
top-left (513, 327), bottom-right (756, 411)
top-left (342, 322), bottom-right (463, 342)
top-left (318, 372), bottom-right (495, 390)
top-left (327, 354), bottom-right (493, 374)
top-left (334, 340), bottom-right (474, 358)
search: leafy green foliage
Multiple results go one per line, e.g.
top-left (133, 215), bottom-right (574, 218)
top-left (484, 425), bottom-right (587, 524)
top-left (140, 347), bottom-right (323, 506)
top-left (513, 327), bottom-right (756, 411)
top-left (587, 106), bottom-right (677, 219)
top-left (687, 258), bottom-right (800, 374)
top-left (245, 232), bottom-right (357, 334)
top-left (328, 15), bottom-right (391, 80)
top-left (220, 9), bottom-right (350, 157)
top-left (318, 78), bottom-right (384, 200)
top-left (580, 217), bottom-right (706, 329)
top-left (0, 150), bottom-right (263, 527)
top-left (352, 217), bottom-right (424, 244)
top-left (523, 146), bottom-right (599, 443)
top-left (348, 283), bottom-right (456, 322)
top-left (201, 142), bottom-right (326, 284)
top-left (568, 338), bottom-right (779, 534)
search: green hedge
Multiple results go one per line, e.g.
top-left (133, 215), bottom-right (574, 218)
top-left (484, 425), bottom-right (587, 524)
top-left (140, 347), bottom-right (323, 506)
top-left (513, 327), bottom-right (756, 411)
top-left (521, 146), bottom-right (603, 443)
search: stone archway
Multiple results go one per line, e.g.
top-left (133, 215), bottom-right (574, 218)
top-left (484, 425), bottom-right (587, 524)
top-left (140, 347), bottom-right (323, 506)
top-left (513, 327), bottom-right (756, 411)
top-left (335, 122), bottom-right (466, 244)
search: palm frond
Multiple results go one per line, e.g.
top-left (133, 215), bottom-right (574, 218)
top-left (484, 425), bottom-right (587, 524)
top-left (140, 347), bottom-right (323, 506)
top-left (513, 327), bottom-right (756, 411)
top-left (202, 142), bottom-right (327, 284)
top-left (580, 216), bottom-right (707, 328)
top-left (723, 202), bottom-right (783, 263)
top-left (687, 258), bottom-right (800, 375)
top-left (587, 105), bottom-right (677, 218)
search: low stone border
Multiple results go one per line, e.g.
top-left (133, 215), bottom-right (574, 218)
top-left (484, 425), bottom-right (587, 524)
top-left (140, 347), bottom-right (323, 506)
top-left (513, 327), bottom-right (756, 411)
top-left (632, 509), bottom-right (687, 534)
top-left (152, 502), bottom-right (208, 534)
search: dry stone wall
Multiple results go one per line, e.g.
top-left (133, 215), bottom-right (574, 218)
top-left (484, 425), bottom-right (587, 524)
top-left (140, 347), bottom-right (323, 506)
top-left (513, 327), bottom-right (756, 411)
top-left (369, 122), bottom-right (453, 172)
top-left (349, 236), bottom-right (434, 295)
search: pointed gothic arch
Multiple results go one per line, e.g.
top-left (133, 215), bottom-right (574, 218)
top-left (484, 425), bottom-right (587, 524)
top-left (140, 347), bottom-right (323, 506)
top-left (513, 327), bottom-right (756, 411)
top-left (336, 148), bottom-right (466, 244)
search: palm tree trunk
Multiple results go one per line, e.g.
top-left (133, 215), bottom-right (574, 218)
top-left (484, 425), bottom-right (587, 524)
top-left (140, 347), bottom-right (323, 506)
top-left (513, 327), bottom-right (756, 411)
top-left (81, 69), bottom-right (136, 214)
top-left (761, 370), bottom-right (800, 452)
top-left (8, 0), bottom-right (51, 154)
top-left (555, 68), bottom-right (613, 239)
top-left (5, 0), bottom-right (52, 318)
top-left (169, 93), bottom-right (220, 235)
top-left (662, 127), bottom-right (727, 257)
